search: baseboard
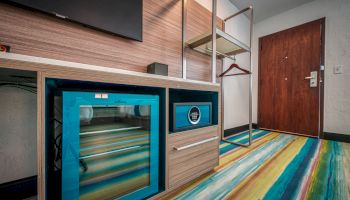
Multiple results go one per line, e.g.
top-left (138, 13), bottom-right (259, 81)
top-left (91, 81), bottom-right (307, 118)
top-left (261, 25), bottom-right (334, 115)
top-left (0, 176), bottom-right (37, 199)
top-left (224, 123), bottom-right (258, 137)
top-left (324, 132), bottom-right (350, 143)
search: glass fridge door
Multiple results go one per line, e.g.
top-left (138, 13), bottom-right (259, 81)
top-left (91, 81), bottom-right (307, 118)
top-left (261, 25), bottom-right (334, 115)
top-left (61, 92), bottom-right (159, 200)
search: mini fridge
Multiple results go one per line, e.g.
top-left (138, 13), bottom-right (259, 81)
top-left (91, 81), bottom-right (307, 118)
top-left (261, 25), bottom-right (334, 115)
top-left (61, 92), bottom-right (159, 200)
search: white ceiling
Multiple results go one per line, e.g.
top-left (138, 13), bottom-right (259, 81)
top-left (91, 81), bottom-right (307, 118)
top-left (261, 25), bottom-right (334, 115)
top-left (229, 0), bottom-right (315, 23)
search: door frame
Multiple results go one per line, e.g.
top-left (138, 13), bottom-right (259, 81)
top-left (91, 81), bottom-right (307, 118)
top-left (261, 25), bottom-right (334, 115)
top-left (257, 18), bottom-right (325, 138)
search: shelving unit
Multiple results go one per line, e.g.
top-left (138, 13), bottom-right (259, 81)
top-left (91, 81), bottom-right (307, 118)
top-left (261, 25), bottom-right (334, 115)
top-left (186, 28), bottom-right (250, 59)
top-left (182, 0), bottom-right (253, 147)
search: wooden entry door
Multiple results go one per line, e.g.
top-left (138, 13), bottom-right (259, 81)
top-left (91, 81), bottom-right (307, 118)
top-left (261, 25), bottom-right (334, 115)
top-left (258, 19), bottom-right (324, 137)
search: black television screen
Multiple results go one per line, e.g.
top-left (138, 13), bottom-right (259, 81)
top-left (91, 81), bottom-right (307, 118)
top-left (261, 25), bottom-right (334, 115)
top-left (7, 0), bottom-right (143, 41)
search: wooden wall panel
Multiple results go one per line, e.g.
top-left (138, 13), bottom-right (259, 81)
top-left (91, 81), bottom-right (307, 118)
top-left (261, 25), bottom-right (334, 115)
top-left (0, 0), bottom-right (223, 82)
top-left (186, 0), bottom-right (223, 82)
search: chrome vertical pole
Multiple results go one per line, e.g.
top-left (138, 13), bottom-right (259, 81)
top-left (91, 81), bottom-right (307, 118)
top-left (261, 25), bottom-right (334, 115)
top-left (211, 0), bottom-right (217, 83)
top-left (248, 6), bottom-right (254, 145)
top-left (221, 59), bottom-right (225, 142)
top-left (182, 0), bottom-right (187, 79)
top-left (220, 2), bottom-right (225, 143)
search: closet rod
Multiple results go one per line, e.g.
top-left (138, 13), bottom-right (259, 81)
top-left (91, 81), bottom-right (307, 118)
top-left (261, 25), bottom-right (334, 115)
top-left (224, 6), bottom-right (252, 22)
top-left (204, 47), bottom-right (236, 61)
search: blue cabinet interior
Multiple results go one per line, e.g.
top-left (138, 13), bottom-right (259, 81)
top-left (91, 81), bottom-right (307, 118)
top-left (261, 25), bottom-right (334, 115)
top-left (45, 79), bottom-right (166, 200)
top-left (169, 89), bottom-right (218, 133)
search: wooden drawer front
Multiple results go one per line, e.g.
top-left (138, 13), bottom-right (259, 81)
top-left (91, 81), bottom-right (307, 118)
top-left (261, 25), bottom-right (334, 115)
top-left (168, 126), bottom-right (219, 188)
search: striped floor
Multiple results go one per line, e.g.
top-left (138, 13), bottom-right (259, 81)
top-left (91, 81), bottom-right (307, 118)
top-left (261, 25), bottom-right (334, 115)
top-left (163, 130), bottom-right (350, 200)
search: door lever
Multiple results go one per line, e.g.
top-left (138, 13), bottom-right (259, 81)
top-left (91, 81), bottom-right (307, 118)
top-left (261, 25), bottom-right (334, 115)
top-left (305, 71), bottom-right (317, 87)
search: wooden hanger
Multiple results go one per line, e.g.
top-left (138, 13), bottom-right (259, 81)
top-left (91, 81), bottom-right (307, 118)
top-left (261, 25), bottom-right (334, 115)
top-left (218, 63), bottom-right (251, 77)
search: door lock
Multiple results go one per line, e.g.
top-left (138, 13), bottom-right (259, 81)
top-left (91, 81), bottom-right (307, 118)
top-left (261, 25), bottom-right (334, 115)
top-left (305, 71), bottom-right (317, 87)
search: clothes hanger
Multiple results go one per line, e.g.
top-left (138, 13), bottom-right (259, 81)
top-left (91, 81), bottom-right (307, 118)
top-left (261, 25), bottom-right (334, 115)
top-left (218, 55), bottom-right (251, 77)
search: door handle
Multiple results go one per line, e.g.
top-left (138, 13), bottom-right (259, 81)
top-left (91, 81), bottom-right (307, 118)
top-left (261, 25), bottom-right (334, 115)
top-left (305, 71), bottom-right (317, 87)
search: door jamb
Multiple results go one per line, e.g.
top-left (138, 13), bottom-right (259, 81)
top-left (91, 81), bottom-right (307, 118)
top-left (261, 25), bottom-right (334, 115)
top-left (319, 17), bottom-right (325, 139)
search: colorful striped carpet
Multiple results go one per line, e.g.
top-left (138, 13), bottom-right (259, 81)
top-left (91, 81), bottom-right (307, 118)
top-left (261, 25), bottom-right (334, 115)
top-left (163, 130), bottom-right (350, 200)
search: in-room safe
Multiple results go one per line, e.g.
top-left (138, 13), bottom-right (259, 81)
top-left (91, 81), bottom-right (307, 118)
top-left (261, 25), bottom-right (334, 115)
top-left (170, 102), bottom-right (212, 132)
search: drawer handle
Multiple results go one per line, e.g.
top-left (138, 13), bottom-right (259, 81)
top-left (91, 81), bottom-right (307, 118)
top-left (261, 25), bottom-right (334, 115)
top-left (173, 136), bottom-right (218, 151)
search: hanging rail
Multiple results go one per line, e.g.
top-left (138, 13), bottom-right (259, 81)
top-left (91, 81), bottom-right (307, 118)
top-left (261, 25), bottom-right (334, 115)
top-left (224, 6), bottom-right (253, 22)
top-left (204, 47), bottom-right (251, 77)
top-left (204, 47), bottom-right (236, 61)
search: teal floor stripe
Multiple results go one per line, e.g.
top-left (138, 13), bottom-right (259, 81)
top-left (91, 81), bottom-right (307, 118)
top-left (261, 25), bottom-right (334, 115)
top-left (263, 138), bottom-right (318, 200)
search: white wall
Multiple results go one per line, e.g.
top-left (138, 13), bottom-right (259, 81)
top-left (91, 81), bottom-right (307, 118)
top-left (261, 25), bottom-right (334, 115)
top-left (252, 0), bottom-right (350, 135)
top-left (0, 87), bottom-right (37, 184)
top-left (197, 0), bottom-right (251, 130)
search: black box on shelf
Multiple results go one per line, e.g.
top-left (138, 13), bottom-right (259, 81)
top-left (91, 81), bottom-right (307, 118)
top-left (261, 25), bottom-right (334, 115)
top-left (0, 44), bottom-right (10, 52)
top-left (147, 62), bottom-right (168, 76)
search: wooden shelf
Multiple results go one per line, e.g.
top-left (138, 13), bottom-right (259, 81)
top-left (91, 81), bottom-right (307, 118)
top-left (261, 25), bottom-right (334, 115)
top-left (0, 53), bottom-right (220, 91)
top-left (186, 28), bottom-right (250, 59)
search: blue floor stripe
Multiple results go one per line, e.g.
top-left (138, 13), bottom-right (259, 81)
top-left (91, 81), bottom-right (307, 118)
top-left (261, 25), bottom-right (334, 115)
top-left (263, 138), bottom-right (318, 200)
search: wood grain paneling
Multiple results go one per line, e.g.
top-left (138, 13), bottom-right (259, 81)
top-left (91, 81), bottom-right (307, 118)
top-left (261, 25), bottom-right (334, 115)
top-left (0, 56), bottom-right (220, 92)
top-left (37, 71), bottom-right (45, 200)
top-left (186, 0), bottom-right (223, 82)
top-left (0, 0), bottom-right (223, 82)
top-left (258, 36), bottom-right (275, 129)
top-left (168, 126), bottom-right (219, 188)
top-left (258, 19), bottom-right (323, 137)
top-left (288, 20), bottom-right (321, 136)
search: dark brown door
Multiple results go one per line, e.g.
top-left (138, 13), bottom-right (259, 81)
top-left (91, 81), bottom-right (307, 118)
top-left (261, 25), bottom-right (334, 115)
top-left (258, 19), bottom-right (324, 137)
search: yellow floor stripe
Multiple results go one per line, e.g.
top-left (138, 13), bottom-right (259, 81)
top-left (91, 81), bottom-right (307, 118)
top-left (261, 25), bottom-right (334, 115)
top-left (219, 132), bottom-right (280, 167)
top-left (225, 136), bottom-right (307, 200)
top-left (219, 130), bottom-right (265, 149)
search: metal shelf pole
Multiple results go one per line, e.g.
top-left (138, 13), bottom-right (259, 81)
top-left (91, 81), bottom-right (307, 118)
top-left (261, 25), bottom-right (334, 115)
top-left (211, 0), bottom-right (217, 83)
top-left (182, 0), bottom-right (187, 79)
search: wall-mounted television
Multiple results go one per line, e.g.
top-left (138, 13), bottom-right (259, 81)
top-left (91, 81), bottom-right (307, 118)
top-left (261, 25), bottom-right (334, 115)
top-left (6, 0), bottom-right (143, 41)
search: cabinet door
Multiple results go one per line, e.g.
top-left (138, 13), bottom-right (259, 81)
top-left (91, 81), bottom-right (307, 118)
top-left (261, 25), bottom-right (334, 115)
top-left (61, 92), bottom-right (159, 200)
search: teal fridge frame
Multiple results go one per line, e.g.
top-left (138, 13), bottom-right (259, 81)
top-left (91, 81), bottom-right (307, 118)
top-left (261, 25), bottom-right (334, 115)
top-left (61, 91), bottom-right (159, 200)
